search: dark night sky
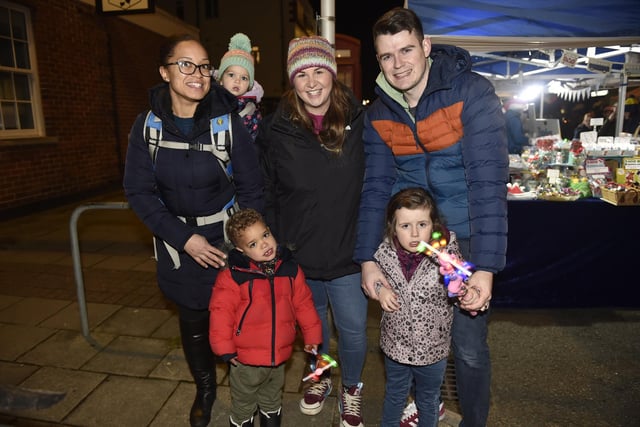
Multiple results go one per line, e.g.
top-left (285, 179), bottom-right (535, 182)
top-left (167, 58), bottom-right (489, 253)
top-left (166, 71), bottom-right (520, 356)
top-left (309, 1), bottom-right (405, 100)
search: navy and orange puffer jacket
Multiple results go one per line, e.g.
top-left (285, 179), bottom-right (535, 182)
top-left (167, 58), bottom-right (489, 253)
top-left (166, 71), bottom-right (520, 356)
top-left (209, 247), bottom-right (322, 366)
top-left (355, 44), bottom-right (509, 274)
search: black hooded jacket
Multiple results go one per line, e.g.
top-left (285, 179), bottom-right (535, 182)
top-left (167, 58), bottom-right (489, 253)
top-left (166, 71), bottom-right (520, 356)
top-left (256, 91), bottom-right (365, 280)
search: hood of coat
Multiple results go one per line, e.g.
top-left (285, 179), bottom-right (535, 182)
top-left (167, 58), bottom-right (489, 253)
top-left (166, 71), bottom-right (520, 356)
top-left (227, 245), bottom-right (298, 284)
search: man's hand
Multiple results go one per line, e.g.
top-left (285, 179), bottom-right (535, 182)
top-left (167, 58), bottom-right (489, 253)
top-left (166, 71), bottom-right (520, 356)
top-left (361, 261), bottom-right (390, 301)
top-left (184, 234), bottom-right (227, 269)
top-left (460, 270), bottom-right (493, 312)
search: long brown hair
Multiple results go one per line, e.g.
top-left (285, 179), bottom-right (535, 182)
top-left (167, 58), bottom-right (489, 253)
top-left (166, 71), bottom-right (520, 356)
top-left (283, 79), bottom-right (354, 154)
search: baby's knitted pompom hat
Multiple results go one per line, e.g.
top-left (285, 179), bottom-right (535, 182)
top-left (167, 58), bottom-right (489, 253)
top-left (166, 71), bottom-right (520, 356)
top-left (218, 33), bottom-right (254, 88)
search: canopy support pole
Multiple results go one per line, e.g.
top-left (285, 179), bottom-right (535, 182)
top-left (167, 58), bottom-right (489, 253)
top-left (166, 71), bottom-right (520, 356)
top-left (616, 73), bottom-right (627, 136)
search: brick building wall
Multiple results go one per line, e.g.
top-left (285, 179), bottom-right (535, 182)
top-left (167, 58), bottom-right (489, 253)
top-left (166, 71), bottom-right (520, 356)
top-left (0, 0), bottom-right (165, 216)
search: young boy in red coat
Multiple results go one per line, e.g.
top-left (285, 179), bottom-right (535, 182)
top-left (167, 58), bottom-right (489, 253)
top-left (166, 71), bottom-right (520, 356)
top-left (209, 208), bottom-right (322, 427)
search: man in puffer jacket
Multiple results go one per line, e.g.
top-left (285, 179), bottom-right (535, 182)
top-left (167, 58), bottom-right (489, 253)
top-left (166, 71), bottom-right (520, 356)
top-left (355, 8), bottom-right (509, 427)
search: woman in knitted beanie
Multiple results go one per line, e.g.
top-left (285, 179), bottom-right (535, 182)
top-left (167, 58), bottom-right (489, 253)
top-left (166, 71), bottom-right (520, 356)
top-left (217, 33), bottom-right (263, 140)
top-left (255, 35), bottom-right (367, 427)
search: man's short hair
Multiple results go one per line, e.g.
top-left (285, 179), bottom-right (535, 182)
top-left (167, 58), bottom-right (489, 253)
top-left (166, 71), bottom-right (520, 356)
top-left (372, 7), bottom-right (424, 45)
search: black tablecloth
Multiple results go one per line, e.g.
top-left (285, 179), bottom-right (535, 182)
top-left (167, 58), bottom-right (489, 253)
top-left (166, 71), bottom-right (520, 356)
top-left (493, 198), bottom-right (639, 308)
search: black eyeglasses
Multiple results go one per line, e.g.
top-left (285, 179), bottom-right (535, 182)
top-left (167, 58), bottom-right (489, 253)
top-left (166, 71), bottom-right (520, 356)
top-left (164, 60), bottom-right (212, 77)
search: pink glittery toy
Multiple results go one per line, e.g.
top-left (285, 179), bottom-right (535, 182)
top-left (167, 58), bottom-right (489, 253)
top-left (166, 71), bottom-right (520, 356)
top-left (417, 232), bottom-right (479, 315)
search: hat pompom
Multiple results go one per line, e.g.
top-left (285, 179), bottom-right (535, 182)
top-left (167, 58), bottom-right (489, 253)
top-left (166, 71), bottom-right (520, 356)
top-left (229, 33), bottom-right (252, 54)
top-left (218, 33), bottom-right (255, 89)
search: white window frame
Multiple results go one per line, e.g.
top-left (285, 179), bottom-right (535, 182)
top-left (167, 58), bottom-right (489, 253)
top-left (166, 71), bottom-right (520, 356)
top-left (0, 1), bottom-right (45, 139)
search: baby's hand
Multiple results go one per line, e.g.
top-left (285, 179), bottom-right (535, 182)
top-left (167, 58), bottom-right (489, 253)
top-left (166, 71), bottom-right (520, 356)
top-left (378, 286), bottom-right (400, 312)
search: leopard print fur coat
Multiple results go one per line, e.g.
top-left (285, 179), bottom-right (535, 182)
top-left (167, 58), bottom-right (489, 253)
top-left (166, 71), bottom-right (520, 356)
top-left (374, 237), bottom-right (459, 365)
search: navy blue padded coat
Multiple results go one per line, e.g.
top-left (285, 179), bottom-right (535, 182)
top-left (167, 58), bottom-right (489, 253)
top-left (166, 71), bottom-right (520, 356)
top-left (124, 83), bottom-right (263, 309)
top-left (355, 45), bottom-right (508, 273)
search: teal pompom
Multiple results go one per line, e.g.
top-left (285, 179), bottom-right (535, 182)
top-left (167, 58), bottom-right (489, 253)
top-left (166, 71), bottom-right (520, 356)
top-left (229, 33), bottom-right (251, 53)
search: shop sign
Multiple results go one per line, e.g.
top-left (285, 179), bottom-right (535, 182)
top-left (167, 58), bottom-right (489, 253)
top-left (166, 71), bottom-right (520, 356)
top-left (587, 58), bottom-right (612, 74)
top-left (624, 63), bottom-right (640, 77)
top-left (560, 51), bottom-right (579, 68)
top-left (96, 0), bottom-right (155, 15)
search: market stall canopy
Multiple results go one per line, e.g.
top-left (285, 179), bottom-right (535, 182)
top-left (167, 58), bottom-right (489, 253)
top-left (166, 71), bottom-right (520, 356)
top-left (406, 0), bottom-right (640, 99)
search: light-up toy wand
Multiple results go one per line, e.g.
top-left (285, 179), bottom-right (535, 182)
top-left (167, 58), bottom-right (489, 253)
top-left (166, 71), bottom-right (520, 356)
top-left (417, 232), bottom-right (482, 315)
top-left (302, 349), bottom-right (338, 382)
top-left (416, 233), bottom-right (473, 278)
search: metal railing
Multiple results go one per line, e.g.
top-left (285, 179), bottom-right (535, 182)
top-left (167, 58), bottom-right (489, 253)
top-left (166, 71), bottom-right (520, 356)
top-left (69, 202), bottom-right (130, 345)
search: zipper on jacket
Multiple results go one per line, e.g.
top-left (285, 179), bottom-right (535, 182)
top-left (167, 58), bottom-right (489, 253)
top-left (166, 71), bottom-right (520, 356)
top-left (270, 276), bottom-right (276, 367)
top-left (410, 122), bottom-right (434, 189)
top-left (235, 280), bottom-right (254, 335)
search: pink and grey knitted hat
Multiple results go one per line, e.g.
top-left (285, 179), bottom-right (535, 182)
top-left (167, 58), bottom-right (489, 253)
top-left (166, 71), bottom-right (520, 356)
top-left (286, 36), bottom-right (337, 83)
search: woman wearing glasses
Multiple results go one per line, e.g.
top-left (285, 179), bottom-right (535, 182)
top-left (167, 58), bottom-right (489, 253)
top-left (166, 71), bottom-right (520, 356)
top-left (123, 34), bottom-right (263, 427)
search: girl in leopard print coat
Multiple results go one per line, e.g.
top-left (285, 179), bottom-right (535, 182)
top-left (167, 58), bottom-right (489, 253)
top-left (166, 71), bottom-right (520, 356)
top-left (373, 187), bottom-right (461, 426)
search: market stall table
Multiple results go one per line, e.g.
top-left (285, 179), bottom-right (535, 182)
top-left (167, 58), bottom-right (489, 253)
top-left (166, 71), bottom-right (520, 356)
top-left (493, 198), bottom-right (639, 308)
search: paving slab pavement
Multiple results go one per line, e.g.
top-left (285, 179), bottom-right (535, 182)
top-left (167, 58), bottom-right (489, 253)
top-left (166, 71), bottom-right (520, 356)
top-left (1, 190), bottom-right (639, 426)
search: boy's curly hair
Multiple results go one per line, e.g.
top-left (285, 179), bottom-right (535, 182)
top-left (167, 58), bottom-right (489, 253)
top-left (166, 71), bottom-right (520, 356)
top-left (225, 208), bottom-right (265, 247)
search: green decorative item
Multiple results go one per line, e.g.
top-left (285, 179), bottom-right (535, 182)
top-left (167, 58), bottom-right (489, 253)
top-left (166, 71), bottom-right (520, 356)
top-left (570, 177), bottom-right (592, 198)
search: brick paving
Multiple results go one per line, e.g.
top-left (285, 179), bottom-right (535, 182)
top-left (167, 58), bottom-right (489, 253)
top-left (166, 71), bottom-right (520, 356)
top-left (1, 190), bottom-right (639, 426)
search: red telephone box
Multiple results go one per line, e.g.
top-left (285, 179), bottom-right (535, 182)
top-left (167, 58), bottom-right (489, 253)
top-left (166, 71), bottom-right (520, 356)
top-left (335, 34), bottom-right (362, 101)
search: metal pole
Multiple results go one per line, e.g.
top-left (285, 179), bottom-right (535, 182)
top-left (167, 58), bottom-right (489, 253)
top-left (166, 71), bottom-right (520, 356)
top-left (616, 73), bottom-right (627, 137)
top-left (69, 202), bottom-right (129, 343)
top-left (319, 0), bottom-right (335, 44)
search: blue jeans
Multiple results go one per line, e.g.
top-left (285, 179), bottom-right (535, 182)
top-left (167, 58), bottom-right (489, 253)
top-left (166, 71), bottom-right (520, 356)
top-left (452, 307), bottom-right (490, 427)
top-left (453, 237), bottom-right (491, 427)
top-left (381, 356), bottom-right (446, 427)
top-left (306, 273), bottom-right (368, 386)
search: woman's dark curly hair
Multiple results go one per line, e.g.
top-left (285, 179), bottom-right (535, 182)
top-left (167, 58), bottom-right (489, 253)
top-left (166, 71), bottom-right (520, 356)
top-left (158, 34), bottom-right (205, 67)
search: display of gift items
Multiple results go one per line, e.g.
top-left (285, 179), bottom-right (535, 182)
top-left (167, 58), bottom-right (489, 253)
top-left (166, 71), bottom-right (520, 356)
top-left (508, 129), bottom-right (640, 202)
top-left (600, 182), bottom-right (640, 206)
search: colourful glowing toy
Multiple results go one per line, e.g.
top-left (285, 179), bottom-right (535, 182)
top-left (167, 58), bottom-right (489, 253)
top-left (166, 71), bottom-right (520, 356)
top-left (302, 349), bottom-right (338, 382)
top-left (417, 232), bottom-right (486, 315)
top-left (417, 232), bottom-right (474, 278)
top-left (416, 232), bottom-right (475, 297)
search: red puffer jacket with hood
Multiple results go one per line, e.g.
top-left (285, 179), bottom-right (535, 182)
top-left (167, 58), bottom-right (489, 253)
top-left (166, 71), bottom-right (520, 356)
top-left (209, 247), bottom-right (322, 366)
